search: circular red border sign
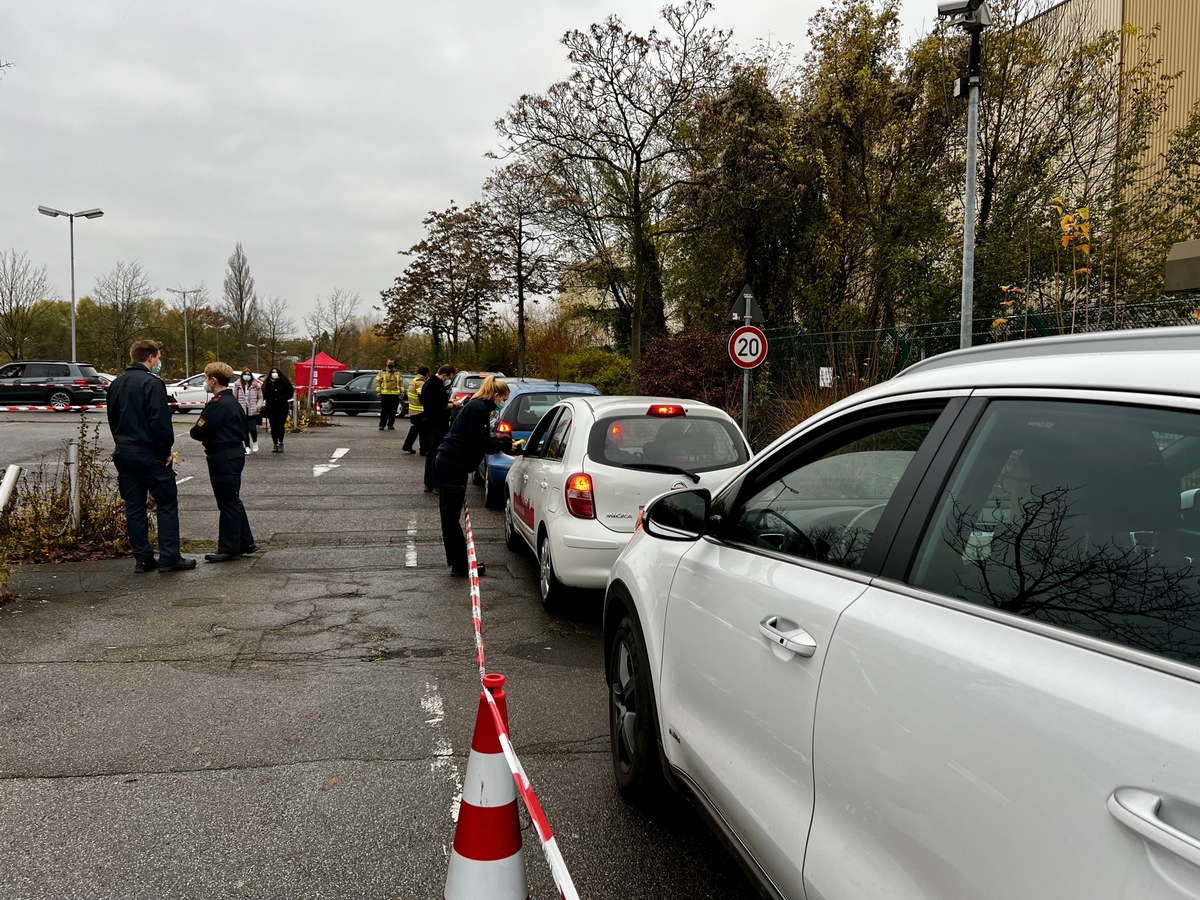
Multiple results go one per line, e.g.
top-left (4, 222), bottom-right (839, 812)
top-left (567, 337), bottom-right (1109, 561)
top-left (729, 325), bottom-right (768, 369)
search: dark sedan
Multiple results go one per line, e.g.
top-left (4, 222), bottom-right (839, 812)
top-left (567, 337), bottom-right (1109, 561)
top-left (314, 373), bottom-right (411, 417)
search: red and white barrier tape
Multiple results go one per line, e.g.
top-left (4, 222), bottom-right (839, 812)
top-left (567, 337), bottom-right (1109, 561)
top-left (0, 405), bottom-right (106, 412)
top-left (463, 505), bottom-right (581, 900)
top-left (170, 400), bottom-right (206, 408)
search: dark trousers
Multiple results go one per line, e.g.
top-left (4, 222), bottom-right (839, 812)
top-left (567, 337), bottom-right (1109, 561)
top-left (424, 423), bottom-right (448, 489)
top-left (379, 394), bottom-right (401, 428)
top-left (266, 408), bottom-right (288, 445)
top-left (113, 448), bottom-right (183, 565)
top-left (402, 412), bottom-right (425, 452)
top-left (435, 455), bottom-right (469, 572)
top-left (206, 449), bottom-right (255, 556)
top-left (246, 416), bottom-right (259, 445)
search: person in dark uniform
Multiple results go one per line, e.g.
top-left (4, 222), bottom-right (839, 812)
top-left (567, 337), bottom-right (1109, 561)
top-left (107, 340), bottom-right (196, 573)
top-left (189, 362), bottom-right (258, 563)
top-left (435, 376), bottom-right (511, 576)
top-left (420, 364), bottom-right (456, 493)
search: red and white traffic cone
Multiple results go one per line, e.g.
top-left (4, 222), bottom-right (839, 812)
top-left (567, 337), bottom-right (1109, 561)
top-left (444, 673), bottom-right (528, 900)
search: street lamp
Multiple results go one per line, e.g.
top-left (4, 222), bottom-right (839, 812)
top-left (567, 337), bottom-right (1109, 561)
top-left (246, 342), bottom-right (264, 372)
top-left (37, 205), bottom-right (104, 362)
top-left (166, 287), bottom-right (202, 376)
top-left (939, 0), bottom-right (992, 348)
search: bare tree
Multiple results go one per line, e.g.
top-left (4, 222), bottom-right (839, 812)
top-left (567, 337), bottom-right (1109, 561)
top-left (305, 289), bottom-right (361, 364)
top-left (259, 295), bottom-right (295, 370)
top-left (92, 260), bottom-right (155, 370)
top-left (0, 249), bottom-right (53, 361)
top-left (222, 242), bottom-right (259, 345)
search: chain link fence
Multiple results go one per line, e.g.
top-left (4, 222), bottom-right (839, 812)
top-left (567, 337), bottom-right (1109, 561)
top-left (763, 294), bottom-right (1200, 391)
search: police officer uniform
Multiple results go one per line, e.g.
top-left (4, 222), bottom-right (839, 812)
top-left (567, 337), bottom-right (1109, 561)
top-left (190, 388), bottom-right (256, 560)
top-left (106, 361), bottom-right (189, 571)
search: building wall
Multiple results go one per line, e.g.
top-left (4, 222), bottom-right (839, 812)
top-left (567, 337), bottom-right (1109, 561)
top-left (1123, 0), bottom-right (1200, 171)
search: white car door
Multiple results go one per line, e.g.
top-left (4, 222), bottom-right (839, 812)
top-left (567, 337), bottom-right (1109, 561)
top-left (511, 406), bottom-right (564, 549)
top-left (804, 394), bottom-right (1200, 899)
top-left (660, 402), bottom-right (957, 897)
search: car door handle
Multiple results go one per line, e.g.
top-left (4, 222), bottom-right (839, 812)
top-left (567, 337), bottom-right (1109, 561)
top-left (1107, 787), bottom-right (1200, 868)
top-left (539, 480), bottom-right (548, 489)
top-left (758, 616), bottom-right (817, 658)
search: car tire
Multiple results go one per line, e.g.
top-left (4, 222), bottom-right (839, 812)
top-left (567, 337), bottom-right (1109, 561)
top-left (609, 614), bottom-right (664, 802)
top-left (504, 493), bottom-right (523, 552)
top-left (48, 390), bottom-right (73, 410)
top-left (319, 400), bottom-right (334, 416)
top-left (484, 464), bottom-right (503, 510)
top-left (538, 532), bottom-right (568, 612)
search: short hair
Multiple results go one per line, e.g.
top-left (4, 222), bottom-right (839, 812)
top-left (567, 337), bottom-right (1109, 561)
top-left (417, 365), bottom-right (430, 376)
top-left (437, 364), bottom-right (455, 377)
top-left (205, 362), bottom-right (234, 386)
top-left (473, 376), bottom-right (510, 402)
top-left (130, 340), bottom-right (162, 364)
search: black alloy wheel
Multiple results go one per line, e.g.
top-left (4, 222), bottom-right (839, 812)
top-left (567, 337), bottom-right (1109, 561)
top-left (609, 614), bottom-right (663, 801)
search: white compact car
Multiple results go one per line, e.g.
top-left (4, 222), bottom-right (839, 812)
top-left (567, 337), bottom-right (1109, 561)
top-left (169, 372), bottom-right (263, 412)
top-left (504, 396), bottom-right (750, 610)
top-left (605, 327), bottom-right (1200, 900)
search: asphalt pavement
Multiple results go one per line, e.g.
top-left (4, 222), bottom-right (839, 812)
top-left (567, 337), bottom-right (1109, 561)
top-left (0, 411), bottom-right (758, 899)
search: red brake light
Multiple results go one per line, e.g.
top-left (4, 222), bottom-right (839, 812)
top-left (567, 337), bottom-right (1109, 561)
top-left (647, 404), bottom-right (685, 417)
top-left (565, 472), bottom-right (595, 519)
top-left (497, 421), bottom-right (512, 435)
top-left (73, 380), bottom-right (90, 387)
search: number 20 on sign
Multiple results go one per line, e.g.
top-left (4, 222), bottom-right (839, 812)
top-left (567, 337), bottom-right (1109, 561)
top-left (729, 325), bottom-right (768, 369)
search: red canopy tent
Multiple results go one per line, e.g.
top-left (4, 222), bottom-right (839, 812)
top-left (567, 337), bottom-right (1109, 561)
top-left (294, 351), bottom-right (346, 396)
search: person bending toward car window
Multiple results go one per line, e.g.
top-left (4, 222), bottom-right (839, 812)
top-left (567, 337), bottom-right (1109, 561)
top-left (262, 367), bottom-right (294, 452)
top-left (420, 364), bottom-right (456, 492)
top-left (106, 339), bottom-right (196, 574)
top-left (434, 376), bottom-right (512, 576)
top-left (190, 362), bottom-right (258, 563)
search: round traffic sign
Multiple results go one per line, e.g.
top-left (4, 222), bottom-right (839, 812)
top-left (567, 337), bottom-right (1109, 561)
top-left (729, 325), bottom-right (768, 369)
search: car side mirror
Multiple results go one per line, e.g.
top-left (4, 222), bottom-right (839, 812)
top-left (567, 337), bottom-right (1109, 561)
top-left (643, 488), bottom-right (711, 542)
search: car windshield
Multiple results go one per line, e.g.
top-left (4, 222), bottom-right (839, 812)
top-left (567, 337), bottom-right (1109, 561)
top-left (589, 414), bottom-right (747, 473)
top-left (507, 392), bottom-right (586, 429)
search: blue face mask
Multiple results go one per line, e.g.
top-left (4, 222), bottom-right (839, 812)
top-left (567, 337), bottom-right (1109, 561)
top-left (151, 360), bottom-right (163, 374)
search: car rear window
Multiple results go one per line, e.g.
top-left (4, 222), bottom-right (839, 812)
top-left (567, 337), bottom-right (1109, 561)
top-left (78, 365), bottom-right (99, 377)
top-left (588, 414), bottom-right (747, 472)
top-left (462, 376), bottom-right (486, 391)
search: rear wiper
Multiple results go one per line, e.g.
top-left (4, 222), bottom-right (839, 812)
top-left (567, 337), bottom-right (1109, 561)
top-left (621, 462), bottom-right (700, 484)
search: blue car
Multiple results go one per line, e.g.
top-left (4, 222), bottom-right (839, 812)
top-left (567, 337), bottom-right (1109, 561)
top-left (475, 380), bottom-right (602, 508)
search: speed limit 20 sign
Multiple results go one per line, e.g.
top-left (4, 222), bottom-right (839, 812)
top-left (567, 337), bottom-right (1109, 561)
top-left (728, 325), bottom-right (768, 369)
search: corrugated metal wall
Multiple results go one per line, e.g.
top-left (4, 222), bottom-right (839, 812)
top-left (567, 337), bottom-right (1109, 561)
top-left (1123, 0), bottom-right (1199, 170)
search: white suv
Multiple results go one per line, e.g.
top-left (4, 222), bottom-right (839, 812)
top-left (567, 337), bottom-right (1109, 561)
top-left (606, 327), bottom-right (1200, 899)
top-left (505, 396), bottom-right (750, 611)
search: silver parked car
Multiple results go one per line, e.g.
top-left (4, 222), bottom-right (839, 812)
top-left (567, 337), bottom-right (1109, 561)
top-left (606, 327), bottom-right (1200, 899)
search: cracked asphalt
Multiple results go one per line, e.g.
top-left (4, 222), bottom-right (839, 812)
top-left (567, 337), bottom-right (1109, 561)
top-left (0, 411), bottom-right (758, 900)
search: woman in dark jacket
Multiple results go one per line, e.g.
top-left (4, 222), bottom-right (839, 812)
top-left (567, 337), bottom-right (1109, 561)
top-left (262, 367), bottom-right (295, 453)
top-left (434, 376), bottom-right (511, 576)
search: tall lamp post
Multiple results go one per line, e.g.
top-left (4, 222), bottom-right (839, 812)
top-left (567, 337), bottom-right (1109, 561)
top-left (166, 286), bottom-right (202, 377)
top-left (938, 0), bottom-right (992, 349)
top-left (37, 205), bottom-right (104, 362)
top-left (246, 342), bottom-right (264, 372)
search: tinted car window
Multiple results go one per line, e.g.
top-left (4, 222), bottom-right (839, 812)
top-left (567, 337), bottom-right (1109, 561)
top-left (348, 375), bottom-right (374, 390)
top-left (525, 408), bottom-right (561, 458)
top-left (24, 364), bottom-right (50, 378)
top-left (509, 392), bottom-right (582, 429)
top-left (589, 414), bottom-right (746, 473)
top-left (727, 417), bottom-right (937, 570)
top-left (544, 409), bottom-right (573, 461)
top-left (46, 364), bottom-right (71, 377)
top-left (78, 365), bottom-right (98, 378)
top-left (909, 399), bottom-right (1200, 667)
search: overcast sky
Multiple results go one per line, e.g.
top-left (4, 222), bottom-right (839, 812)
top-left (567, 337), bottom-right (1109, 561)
top-left (2, 1), bottom-right (933, 333)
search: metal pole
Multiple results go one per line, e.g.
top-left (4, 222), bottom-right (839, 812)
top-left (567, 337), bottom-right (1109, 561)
top-left (742, 310), bottom-right (752, 437)
top-left (66, 439), bottom-right (80, 533)
top-left (309, 336), bottom-right (316, 411)
top-left (69, 214), bottom-right (77, 362)
top-left (959, 27), bottom-right (984, 350)
top-left (0, 464), bottom-right (23, 514)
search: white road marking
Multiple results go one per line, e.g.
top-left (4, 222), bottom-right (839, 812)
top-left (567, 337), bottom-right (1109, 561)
top-left (175, 476), bottom-right (193, 485)
top-left (314, 448), bottom-right (349, 477)
top-left (421, 680), bottom-right (461, 834)
top-left (405, 514), bottom-right (418, 567)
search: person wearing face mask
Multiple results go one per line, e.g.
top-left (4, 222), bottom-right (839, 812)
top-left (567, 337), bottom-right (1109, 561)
top-left (232, 367), bottom-right (265, 452)
top-left (189, 362), bottom-right (257, 563)
top-left (375, 359), bottom-right (404, 431)
top-left (261, 367), bottom-right (294, 453)
top-left (106, 339), bottom-right (196, 573)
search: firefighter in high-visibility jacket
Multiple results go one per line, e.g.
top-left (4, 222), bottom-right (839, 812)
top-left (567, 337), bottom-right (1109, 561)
top-left (375, 360), bottom-right (405, 431)
top-left (402, 365), bottom-right (429, 454)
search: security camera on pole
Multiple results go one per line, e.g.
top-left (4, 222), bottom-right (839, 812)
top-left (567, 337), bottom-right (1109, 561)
top-left (938, 0), bottom-right (992, 349)
top-left (728, 284), bottom-right (767, 437)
